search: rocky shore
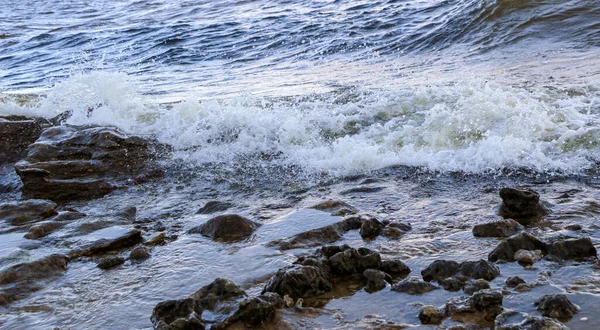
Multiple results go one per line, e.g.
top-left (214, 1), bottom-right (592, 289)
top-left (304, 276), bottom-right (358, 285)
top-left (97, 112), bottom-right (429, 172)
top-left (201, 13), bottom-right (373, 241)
top-left (1, 115), bottom-right (599, 329)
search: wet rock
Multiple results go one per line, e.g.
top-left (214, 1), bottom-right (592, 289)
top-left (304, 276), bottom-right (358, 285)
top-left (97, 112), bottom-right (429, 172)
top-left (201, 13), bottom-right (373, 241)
top-left (472, 219), bottom-right (523, 238)
top-left (310, 200), bottom-right (358, 216)
top-left (262, 264), bottom-right (332, 299)
top-left (421, 260), bottom-right (461, 282)
top-left (447, 289), bottom-right (503, 327)
top-left (129, 246), bottom-right (151, 261)
top-left (505, 277), bottom-right (526, 288)
top-left (0, 254), bottom-right (67, 306)
top-left (24, 221), bottom-right (65, 239)
top-left (386, 221), bottom-right (412, 232)
top-left (513, 283), bottom-right (531, 292)
top-left (97, 256), bottom-right (126, 270)
top-left (68, 229), bottom-right (143, 259)
top-left (145, 232), bottom-right (167, 246)
top-left (329, 247), bottom-right (381, 276)
top-left (268, 224), bottom-right (344, 250)
top-left (547, 237), bottom-right (597, 260)
top-left (151, 298), bottom-right (204, 330)
top-left (196, 201), bottom-right (232, 214)
top-left (191, 278), bottom-right (246, 311)
top-left (391, 277), bottom-right (440, 295)
top-left (216, 292), bottom-right (283, 329)
top-left (359, 217), bottom-right (384, 239)
top-left (463, 279), bottom-right (490, 295)
top-left (0, 118), bottom-right (44, 162)
top-left (0, 199), bottom-right (57, 226)
top-left (189, 214), bottom-right (260, 242)
top-left (419, 305), bottom-right (446, 325)
top-left (460, 260), bottom-right (501, 281)
top-left (499, 188), bottom-right (549, 223)
top-left (442, 277), bottom-right (465, 292)
top-left (363, 269), bottom-right (391, 293)
top-left (380, 226), bottom-right (406, 239)
top-left (380, 259), bottom-right (411, 278)
top-left (488, 233), bottom-right (547, 262)
top-left (534, 294), bottom-right (579, 321)
top-left (497, 315), bottom-right (569, 330)
top-left (15, 125), bottom-right (166, 201)
top-left (513, 249), bottom-right (542, 265)
top-left (283, 294), bottom-right (294, 308)
top-left (565, 224), bottom-right (582, 231)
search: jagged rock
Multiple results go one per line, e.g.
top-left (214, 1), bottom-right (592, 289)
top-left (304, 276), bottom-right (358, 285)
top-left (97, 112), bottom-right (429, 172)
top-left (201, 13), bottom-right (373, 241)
top-left (329, 247), bottom-right (381, 276)
top-left (380, 259), bottom-right (411, 278)
top-left (472, 219), bottom-right (523, 238)
top-left (216, 292), bottom-right (283, 329)
top-left (446, 289), bottom-right (503, 327)
top-left (496, 315), bottom-right (569, 330)
top-left (0, 254), bottom-right (67, 306)
top-left (0, 117), bottom-right (45, 162)
top-left (359, 217), bottom-right (384, 239)
top-left (534, 294), bottom-right (579, 321)
top-left (363, 269), bottom-right (391, 293)
top-left (499, 188), bottom-right (549, 223)
top-left (513, 249), bottom-right (542, 265)
top-left (460, 260), bottom-right (500, 281)
top-left (421, 260), bottom-right (461, 282)
top-left (151, 298), bottom-right (204, 330)
top-left (0, 199), bottom-right (57, 226)
top-left (547, 237), bottom-right (597, 260)
top-left (310, 200), bottom-right (358, 216)
top-left (68, 229), bottom-right (143, 259)
top-left (488, 233), bottom-right (547, 262)
top-left (191, 278), bottom-right (246, 311)
top-left (196, 201), bottom-right (232, 214)
top-left (442, 277), bottom-right (465, 292)
top-left (391, 278), bottom-right (440, 295)
top-left (504, 277), bottom-right (526, 288)
top-left (463, 279), bottom-right (490, 295)
top-left (262, 264), bottom-right (332, 299)
top-left (189, 214), bottom-right (260, 242)
top-left (15, 125), bottom-right (166, 201)
top-left (130, 246), bottom-right (151, 261)
top-left (419, 305), bottom-right (446, 325)
top-left (97, 256), bottom-right (126, 270)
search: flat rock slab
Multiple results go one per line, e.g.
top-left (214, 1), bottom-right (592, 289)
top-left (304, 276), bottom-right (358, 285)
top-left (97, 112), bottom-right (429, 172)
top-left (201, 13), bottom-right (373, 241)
top-left (68, 229), bottom-right (143, 259)
top-left (0, 199), bottom-right (57, 226)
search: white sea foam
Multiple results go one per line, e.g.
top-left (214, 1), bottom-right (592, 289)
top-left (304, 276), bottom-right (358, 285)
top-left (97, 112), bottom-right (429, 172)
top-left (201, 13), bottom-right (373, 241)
top-left (2, 71), bottom-right (600, 177)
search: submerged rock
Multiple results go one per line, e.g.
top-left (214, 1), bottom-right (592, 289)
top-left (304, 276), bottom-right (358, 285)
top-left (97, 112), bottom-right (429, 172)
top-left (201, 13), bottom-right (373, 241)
top-left (391, 278), bottom-right (440, 295)
top-left (488, 233), bottom-right (547, 262)
top-left (547, 237), bottom-right (597, 260)
top-left (0, 254), bottom-right (67, 306)
top-left (310, 200), bottom-right (358, 216)
top-left (363, 269), bottom-right (391, 293)
top-left (68, 229), bottom-right (143, 259)
top-left (534, 294), bottom-right (579, 321)
top-left (0, 199), bottom-right (57, 226)
top-left (129, 246), bottom-right (151, 261)
top-left (446, 289), bottom-right (503, 327)
top-left (15, 125), bottom-right (166, 201)
top-left (189, 214), bottom-right (260, 242)
top-left (97, 256), bottom-right (126, 270)
top-left (196, 201), bottom-right (232, 214)
top-left (496, 315), bottom-right (569, 330)
top-left (499, 188), bottom-right (549, 223)
top-left (463, 279), bottom-right (491, 295)
top-left (24, 221), bottom-right (65, 239)
top-left (419, 305), bottom-right (446, 325)
top-left (472, 219), bottom-right (523, 238)
top-left (191, 278), bottom-right (246, 310)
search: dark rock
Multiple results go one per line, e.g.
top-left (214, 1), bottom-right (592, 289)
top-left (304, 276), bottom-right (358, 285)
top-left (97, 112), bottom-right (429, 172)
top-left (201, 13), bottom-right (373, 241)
top-left (488, 233), bottom-right (547, 262)
top-left (188, 214), bottom-right (260, 242)
top-left (310, 200), bottom-right (358, 216)
top-left (191, 278), bottom-right (246, 311)
top-left (513, 249), bottom-right (542, 265)
top-left (534, 294), bottom-right (579, 321)
top-left (340, 186), bottom-right (385, 195)
top-left (442, 277), bottom-right (465, 292)
top-left (68, 229), bottom-right (143, 259)
top-left (497, 315), bottom-right (569, 330)
top-left (0, 118), bottom-right (44, 163)
top-left (447, 289), bottom-right (503, 327)
top-left (421, 260), bottom-right (461, 282)
top-left (97, 256), bottom-right (126, 270)
top-left (380, 259), bottom-right (411, 278)
top-left (504, 277), bottom-right (526, 288)
top-left (145, 232), bottom-right (167, 246)
top-left (329, 247), bottom-right (381, 276)
top-left (513, 283), bottom-right (531, 292)
top-left (24, 221), bottom-right (65, 239)
top-left (129, 246), bottom-right (151, 261)
top-left (460, 260), bottom-right (500, 281)
top-left (547, 237), bottom-right (597, 260)
top-left (363, 269), bottom-right (391, 293)
top-left (419, 305), bottom-right (446, 325)
top-left (359, 217), bottom-right (384, 239)
top-left (217, 292), bottom-right (283, 328)
top-left (196, 201), bottom-right (232, 214)
top-left (472, 219), bottom-right (523, 237)
top-left (499, 188), bottom-right (549, 222)
top-left (380, 227), bottom-right (405, 239)
top-left (565, 224), bottom-right (582, 231)
top-left (0, 254), bottom-right (67, 306)
top-left (262, 264), bottom-right (332, 299)
top-left (386, 221), bottom-right (412, 232)
top-left (463, 279), bottom-right (490, 295)
top-left (15, 125), bottom-right (166, 201)
top-left (151, 298), bottom-right (204, 330)
top-left (0, 199), bottom-right (57, 225)
top-left (391, 277), bottom-right (440, 295)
